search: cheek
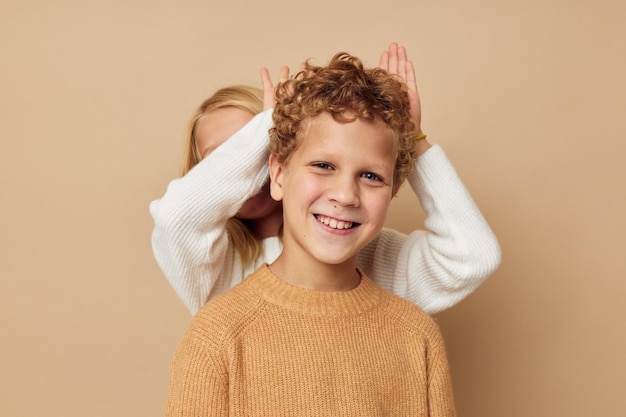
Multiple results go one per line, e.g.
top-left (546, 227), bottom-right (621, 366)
top-left (285, 173), bottom-right (325, 206)
top-left (363, 192), bottom-right (392, 223)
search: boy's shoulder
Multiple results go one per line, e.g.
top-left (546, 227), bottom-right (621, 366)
top-left (376, 282), bottom-right (442, 338)
top-left (187, 268), bottom-right (266, 346)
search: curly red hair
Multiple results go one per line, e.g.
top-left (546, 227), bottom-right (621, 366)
top-left (269, 52), bottom-right (417, 194)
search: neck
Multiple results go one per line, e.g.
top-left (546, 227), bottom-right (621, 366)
top-left (268, 253), bottom-right (360, 292)
top-left (248, 265), bottom-right (380, 317)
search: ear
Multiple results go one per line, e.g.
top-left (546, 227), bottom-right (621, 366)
top-left (268, 154), bottom-right (285, 202)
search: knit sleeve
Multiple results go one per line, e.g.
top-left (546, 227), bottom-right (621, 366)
top-left (166, 331), bottom-right (228, 417)
top-left (150, 109), bottom-right (274, 314)
top-left (357, 145), bottom-right (501, 314)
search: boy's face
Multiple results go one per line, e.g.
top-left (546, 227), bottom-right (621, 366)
top-left (269, 112), bottom-right (396, 268)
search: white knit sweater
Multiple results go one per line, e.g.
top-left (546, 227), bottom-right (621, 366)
top-left (150, 109), bottom-right (501, 315)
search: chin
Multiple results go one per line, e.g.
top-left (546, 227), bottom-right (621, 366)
top-left (310, 249), bottom-right (360, 267)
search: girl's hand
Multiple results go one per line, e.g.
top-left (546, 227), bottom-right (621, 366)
top-left (379, 42), bottom-right (423, 138)
top-left (260, 66), bottom-right (290, 110)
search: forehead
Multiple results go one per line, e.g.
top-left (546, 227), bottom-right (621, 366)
top-left (303, 112), bottom-right (394, 144)
top-left (195, 106), bottom-right (254, 158)
top-left (294, 112), bottom-right (396, 164)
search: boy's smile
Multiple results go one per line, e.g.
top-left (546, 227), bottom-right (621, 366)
top-left (315, 214), bottom-right (355, 230)
top-left (269, 112), bottom-right (397, 290)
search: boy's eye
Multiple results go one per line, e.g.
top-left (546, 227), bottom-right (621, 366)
top-left (313, 162), bottom-right (333, 170)
top-left (361, 172), bottom-right (383, 182)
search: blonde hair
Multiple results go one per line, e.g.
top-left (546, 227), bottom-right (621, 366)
top-left (182, 85), bottom-right (264, 175)
top-left (270, 52), bottom-right (417, 195)
top-left (182, 85), bottom-right (265, 266)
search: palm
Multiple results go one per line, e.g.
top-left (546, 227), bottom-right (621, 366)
top-left (379, 43), bottom-right (422, 134)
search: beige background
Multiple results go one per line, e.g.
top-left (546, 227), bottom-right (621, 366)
top-left (1, 0), bottom-right (624, 416)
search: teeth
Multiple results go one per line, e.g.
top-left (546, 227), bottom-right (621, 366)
top-left (317, 215), bottom-right (353, 230)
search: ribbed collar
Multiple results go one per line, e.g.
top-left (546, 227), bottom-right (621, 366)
top-left (247, 264), bottom-right (383, 317)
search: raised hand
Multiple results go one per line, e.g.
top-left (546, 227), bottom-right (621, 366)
top-left (260, 66), bottom-right (290, 110)
top-left (379, 42), bottom-right (423, 138)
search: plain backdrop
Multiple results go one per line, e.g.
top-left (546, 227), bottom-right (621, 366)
top-left (1, 1), bottom-right (625, 416)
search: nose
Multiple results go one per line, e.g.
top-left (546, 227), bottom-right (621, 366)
top-left (326, 174), bottom-right (360, 207)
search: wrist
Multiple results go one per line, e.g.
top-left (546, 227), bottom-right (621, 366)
top-left (414, 137), bottom-right (431, 157)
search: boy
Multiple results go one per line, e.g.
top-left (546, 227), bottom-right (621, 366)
top-left (165, 52), bottom-right (456, 416)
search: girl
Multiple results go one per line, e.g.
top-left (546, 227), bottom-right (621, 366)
top-left (150, 43), bottom-right (501, 315)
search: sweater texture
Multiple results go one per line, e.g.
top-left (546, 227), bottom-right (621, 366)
top-left (166, 265), bottom-right (456, 417)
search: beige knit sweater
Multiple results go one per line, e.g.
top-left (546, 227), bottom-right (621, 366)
top-left (166, 265), bottom-right (456, 416)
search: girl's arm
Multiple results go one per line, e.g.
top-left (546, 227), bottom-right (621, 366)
top-left (357, 145), bottom-right (501, 314)
top-left (149, 109), bottom-right (274, 314)
top-left (361, 43), bottom-right (500, 313)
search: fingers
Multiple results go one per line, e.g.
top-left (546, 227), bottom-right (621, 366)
top-left (378, 43), bottom-right (422, 134)
top-left (299, 61), bottom-right (307, 77)
top-left (261, 66), bottom-right (293, 109)
top-left (403, 58), bottom-right (422, 132)
top-left (260, 67), bottom-right (276, 110)
top-left (387, 42), bottom-right (399, 75)
top-left (261, 66), bottom-right (290, 87)
top-left (397, 45), bottom-right (408, 82)
top-left (380, 42), bottom-right (414, 81)
top-left (278, 65), bottom-right (290, 83)
top-left (260, 67), bottom-right (272, 90)
top-left (379, 51), bottom-right (389, 70)
top-left (405, 59), bottom-right (418, 94)
top-left (381, 44), bottom-right (422, 130)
